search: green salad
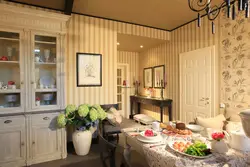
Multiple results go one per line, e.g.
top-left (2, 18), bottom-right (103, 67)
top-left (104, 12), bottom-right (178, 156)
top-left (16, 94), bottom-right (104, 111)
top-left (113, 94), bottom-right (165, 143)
top-left (185, 141), bottom-right (211, 156)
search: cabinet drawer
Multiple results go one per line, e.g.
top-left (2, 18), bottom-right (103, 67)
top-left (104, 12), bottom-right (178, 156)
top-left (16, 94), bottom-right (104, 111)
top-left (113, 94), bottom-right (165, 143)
top-left (0, 116), bottom-right (25, 129)
top-left (32, 113), bottom-right (58, 126)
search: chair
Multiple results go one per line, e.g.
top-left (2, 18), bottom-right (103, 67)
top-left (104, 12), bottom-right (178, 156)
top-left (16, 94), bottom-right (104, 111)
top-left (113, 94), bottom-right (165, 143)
top-left (98, 124), bottom-right (117, 167)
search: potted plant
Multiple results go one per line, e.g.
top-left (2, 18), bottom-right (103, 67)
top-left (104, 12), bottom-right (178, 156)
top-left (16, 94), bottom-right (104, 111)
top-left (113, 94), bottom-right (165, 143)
top-left (57, 104), bottom-right (107, 156)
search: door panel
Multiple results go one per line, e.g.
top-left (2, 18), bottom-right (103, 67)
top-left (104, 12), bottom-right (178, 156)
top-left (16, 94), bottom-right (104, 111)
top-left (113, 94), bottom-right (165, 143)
top-left (180, 46), bottom-right (216, 123)
top-left (0, 128), bottom-right (25, 162)
top-left (32, 126), bottom-right (60, 158)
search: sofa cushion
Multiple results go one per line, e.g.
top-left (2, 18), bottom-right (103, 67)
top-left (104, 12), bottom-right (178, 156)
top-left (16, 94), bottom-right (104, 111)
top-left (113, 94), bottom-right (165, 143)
top-left (196, 114), bottom-right (226, 130)
top-left (225, 108), bottom-right (242, 122)
top-left (106, 107), bottom-right (123, 126)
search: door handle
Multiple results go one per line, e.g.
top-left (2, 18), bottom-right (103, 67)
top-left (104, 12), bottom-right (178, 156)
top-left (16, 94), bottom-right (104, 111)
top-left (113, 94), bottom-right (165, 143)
top-left (4, 120), bottom-right (12, 124)
top-left (43, 117), bottom-right (50, 120)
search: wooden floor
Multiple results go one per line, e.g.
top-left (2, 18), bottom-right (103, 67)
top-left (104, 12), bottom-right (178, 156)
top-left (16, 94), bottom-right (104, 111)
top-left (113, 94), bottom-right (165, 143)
top-left (31, 143), bottom-right (103, 167)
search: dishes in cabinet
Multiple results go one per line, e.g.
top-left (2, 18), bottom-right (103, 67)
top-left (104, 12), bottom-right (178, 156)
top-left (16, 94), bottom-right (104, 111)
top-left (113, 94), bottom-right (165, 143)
top-left (4, 94), bottom-right (17, 102)
top-left (39, 76), bottom-right (55, 88)
top-left (41, 93), bottom-right (54, 101)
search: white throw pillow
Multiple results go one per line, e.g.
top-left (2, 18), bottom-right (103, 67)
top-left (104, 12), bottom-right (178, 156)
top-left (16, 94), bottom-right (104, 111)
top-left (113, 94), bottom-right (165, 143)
top-left (225, 108), bottom-right (242, 122)
top-left (196, 114), bottom-right (226, 130)
top-left (107, 107), bottom-right (123, 124)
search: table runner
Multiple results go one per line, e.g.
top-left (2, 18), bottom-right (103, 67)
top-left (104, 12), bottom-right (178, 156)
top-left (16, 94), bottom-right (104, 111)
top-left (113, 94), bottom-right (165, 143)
top-left (122, 128), bottom-right (250, 167)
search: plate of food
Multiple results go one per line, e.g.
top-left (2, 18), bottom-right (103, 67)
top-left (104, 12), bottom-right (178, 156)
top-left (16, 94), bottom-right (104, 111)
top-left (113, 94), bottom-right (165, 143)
top-left (137, 129), bottom-right (162, 143)
top-left (162, 125), bottom-right (192, 136)
top-left (168, 140), bottom-right (212, 159)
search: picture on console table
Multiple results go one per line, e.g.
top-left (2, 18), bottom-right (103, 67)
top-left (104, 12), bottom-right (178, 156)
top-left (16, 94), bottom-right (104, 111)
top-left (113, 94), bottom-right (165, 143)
top-left (76, 53), bottom-right (102, 87)
top-left (143, 67), bottom-right (153, 88)
top-left (153, 65), bottom-right (165, 88)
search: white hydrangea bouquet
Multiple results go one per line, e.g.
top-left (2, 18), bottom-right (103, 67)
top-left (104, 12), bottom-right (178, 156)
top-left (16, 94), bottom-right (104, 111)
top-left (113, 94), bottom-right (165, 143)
top-left (57, 104), bottom-right (107, 131)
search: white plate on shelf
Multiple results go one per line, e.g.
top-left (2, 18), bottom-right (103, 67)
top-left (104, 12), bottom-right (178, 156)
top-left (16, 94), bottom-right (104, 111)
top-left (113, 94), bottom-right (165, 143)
top-left (168, 141), bottom-right (212, 159)
top-left (39, 76), bottom-right (55, 86)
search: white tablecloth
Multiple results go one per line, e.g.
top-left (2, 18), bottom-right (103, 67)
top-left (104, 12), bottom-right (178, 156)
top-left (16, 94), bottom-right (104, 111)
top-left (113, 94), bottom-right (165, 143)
top-left (122, 128), bottom-right (250, 167)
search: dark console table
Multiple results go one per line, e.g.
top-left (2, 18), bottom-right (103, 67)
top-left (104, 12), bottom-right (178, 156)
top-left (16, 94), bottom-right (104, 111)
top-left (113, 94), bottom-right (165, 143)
top-left (130, 95), bottom-right (173, 122)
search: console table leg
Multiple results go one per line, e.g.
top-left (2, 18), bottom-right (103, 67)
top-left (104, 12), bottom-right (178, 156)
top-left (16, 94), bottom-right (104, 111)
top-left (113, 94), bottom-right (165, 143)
top-left (138, 103), bottom-right (141, 114)
top-left (129, 101), bottom-right (133, 119)
top-left (160, 107), bottom-right (163, 122)
top-left (168, 105), bottom-right (173, 121)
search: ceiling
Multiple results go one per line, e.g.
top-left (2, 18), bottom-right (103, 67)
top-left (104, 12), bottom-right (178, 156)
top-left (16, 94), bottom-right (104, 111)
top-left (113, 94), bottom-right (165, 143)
top-left (117, 34), bottom-right (166, 52)
top-left (8, 0), bottom-right (222, 30)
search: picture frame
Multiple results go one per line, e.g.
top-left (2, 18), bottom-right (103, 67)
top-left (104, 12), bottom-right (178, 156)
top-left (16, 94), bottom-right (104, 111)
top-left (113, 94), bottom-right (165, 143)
top-left (143, 67), bottom-right (153, 88)
top-left (76, 53), bottom-right (102, 87)
top-left (153, 65), bottom-right (165, 88)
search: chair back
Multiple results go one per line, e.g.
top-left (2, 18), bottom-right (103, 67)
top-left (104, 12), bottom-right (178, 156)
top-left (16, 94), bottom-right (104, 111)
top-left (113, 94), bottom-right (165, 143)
top-left (98, 124), bottom-right (117, 167)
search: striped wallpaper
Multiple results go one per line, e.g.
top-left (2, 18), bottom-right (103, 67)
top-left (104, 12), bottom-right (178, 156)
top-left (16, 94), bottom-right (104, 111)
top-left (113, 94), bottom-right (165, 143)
top-left (4, 1), bottom-right (170, 106)
top-left (139, 15), bottom-right (222, 121)
top-left (117, 51), bottom-right (139, 85)
top-left (4, 1), bottom-right (230, 121)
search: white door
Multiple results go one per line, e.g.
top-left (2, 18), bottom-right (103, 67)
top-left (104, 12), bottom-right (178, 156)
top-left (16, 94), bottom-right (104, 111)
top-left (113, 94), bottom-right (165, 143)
top-left (180, 46), bottom-right (218, 123)
top-left (117, 66), bottom-right (125, 115)
top-left (117, 64), bottom-right (130, 118)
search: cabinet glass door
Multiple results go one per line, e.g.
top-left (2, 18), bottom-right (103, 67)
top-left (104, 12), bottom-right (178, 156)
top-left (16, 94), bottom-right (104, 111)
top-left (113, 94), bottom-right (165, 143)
top-left (31, 33), bottom-right (60, 110)
top-left (0, 30), bottom-right (23, 111)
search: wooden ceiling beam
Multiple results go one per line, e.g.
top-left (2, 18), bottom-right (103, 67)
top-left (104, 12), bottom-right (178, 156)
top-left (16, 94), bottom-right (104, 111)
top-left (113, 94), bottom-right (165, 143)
top-left (64, 0), bottom-right (74, 15)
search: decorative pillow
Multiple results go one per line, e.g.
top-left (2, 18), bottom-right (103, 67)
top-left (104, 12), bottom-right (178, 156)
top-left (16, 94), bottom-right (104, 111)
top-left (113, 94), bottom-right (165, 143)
top-left (225, 108), bottom-right (241, 122)
top-left (106, 107), bottom-right (123, 125)
top-left (196, 114), bottom-right (226, 130)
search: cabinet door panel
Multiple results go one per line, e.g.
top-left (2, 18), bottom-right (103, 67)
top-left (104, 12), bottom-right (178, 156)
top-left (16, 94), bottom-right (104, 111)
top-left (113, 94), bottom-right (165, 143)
top-left (0, 128), bottom-right (25, 162)
top-left (32, 126), bottom-right (60, 158)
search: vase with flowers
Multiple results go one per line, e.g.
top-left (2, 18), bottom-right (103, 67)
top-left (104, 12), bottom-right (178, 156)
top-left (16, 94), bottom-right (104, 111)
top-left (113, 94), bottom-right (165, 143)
top-left (57, 104), bottom-right (107, 156)
top-left (211, 132), bottom-right (228, 153)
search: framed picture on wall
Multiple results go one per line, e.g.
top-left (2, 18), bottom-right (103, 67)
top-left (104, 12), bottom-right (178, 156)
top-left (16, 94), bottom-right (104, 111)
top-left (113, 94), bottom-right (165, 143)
top-left (76, 53), bottom-right (102, 87)
top-left (153, 65), bottom-right (165, 88)
top-left (143, 67), bottom-right (153, 88)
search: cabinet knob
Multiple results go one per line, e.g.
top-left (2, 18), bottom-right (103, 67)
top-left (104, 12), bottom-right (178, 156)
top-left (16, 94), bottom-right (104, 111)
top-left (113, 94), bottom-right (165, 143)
top-left (31, 81), bottom-right (34, 84)
top-left (43, 117), bottom-right (50, 120)
top-left (21, 82), bottom-right (24, 85)
top-left (21, 142), bottom-right (25, 146)
top-left (32, 141), bottom-right (35, 145)
top-left (4, 120), bottom-right (12, 124)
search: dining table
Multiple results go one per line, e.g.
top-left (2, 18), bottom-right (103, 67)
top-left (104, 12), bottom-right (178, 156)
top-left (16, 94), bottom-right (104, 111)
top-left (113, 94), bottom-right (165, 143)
top-left (121, 127), bottom-right (250, 167)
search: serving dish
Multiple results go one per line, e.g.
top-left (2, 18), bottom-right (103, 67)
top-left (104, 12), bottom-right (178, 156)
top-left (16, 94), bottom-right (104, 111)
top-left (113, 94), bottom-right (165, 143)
top-left (186, 124), bottom-right (204, 133)
top-left (137, 130), bottom-right (162, 143)
top-left (168, 141), bottom-right (212, 159)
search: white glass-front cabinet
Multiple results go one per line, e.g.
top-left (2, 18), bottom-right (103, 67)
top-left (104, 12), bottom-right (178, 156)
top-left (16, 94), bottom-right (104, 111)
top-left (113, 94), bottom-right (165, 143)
top-left (0, 29), bottom-right (24, 113)
top-left (0, 2), bottom-right (70, 167)
top-left (30, 32), bottom-right (61, 111)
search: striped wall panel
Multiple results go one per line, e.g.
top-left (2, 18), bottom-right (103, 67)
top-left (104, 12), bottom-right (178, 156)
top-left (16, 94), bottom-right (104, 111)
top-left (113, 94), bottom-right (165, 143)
top-left (139, 16), bottom-right (222, 121)
top-left (117, 51), bottom-right (139, 84)
top-left (65, 14), bottom-right (118, 106)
